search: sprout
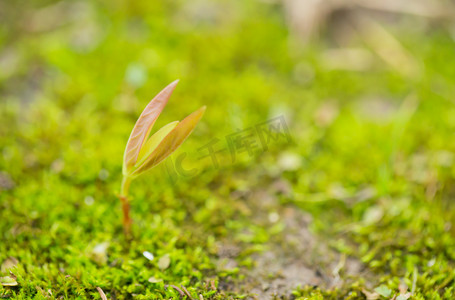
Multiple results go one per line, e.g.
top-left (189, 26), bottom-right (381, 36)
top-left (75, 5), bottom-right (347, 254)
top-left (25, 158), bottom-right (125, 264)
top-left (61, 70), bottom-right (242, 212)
top-left (120, 80), bottom-right (205, 237)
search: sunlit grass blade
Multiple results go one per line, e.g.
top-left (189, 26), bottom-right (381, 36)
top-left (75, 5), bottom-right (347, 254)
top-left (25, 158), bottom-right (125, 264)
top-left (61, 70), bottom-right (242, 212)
top-left (131, 106), bottom-right (206, 176)
top-left (122, 80), bottom-right (179, 175)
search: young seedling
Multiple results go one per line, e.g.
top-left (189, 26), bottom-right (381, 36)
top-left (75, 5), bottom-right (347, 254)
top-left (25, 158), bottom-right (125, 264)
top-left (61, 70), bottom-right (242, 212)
top-left (120, 80), bottom-right (205, 237)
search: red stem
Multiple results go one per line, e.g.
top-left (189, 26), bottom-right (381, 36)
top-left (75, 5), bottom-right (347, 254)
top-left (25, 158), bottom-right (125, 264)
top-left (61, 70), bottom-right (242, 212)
top-left (120, 195), bottom-right (132, 238)
top-left (120, 176), bottom-right (132, 239)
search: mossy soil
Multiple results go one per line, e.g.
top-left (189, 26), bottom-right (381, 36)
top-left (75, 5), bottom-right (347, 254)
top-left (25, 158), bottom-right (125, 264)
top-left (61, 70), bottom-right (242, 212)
top-left (1, 0), bottom-right (455, 299)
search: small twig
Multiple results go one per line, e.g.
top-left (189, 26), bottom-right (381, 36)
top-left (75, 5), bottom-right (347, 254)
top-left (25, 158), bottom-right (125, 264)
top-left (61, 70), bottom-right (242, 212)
top-left (354, 0), bottom-right (454, 19)
top-left (210, 279), bottom-right (216, 291)
top-left (96, 287), bottom-right (107, 300)
top-left (353, 14), bottom-right (420, 79)
top-left (171, 285), bottom-right (185, 298)
top-left (332, 253), bottom-right (346, 280)
top-left (180, 285), bottom-right (195, 300)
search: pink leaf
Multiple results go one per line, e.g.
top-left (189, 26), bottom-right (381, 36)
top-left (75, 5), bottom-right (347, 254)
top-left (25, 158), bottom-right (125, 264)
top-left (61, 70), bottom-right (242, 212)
top-left (122, 80), bottom-right (179, 175)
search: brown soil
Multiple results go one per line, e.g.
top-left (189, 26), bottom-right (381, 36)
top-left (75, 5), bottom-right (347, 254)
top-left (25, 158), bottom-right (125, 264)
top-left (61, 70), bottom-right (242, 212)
top-left (216, 179), bottom-right (365, 299)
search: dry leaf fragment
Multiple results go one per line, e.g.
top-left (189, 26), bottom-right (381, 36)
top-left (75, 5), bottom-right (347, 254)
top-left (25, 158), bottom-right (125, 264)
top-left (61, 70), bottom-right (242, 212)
top-left (0, 274), bottom-right (18, 287)
top-left (362, 288), bottom-right (379, 300)
top-left (148, 277), bottom-right (163, 283)
top-left (143, 251), bottom-right (155, 261)
top-left (158, 254), bottom-right (171, 270)
top-left (1, 257), bottom-right (18, 272)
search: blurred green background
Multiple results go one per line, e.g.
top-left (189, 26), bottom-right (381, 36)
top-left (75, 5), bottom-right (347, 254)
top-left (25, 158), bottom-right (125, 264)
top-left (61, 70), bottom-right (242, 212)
top-left (1, 0), bottom-right (455, 299)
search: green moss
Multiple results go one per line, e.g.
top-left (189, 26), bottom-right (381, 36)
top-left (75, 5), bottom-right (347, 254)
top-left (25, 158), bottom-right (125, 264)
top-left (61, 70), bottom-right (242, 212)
top-left (1, 0), bottom-right (455, 299)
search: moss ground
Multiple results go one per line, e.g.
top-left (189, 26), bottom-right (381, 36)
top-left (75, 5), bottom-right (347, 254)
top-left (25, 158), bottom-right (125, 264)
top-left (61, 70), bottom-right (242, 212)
top-left (1, 1), bottom-right (455, 299)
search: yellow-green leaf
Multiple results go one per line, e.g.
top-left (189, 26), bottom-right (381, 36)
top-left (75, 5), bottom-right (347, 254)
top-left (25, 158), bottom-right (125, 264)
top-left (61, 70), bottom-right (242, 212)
top-left (132, 106), bottom-right (206, 176)
top-left (134, 121), bottom-right (179, 170)
top-left (122, 80), bottom-right (179, 175)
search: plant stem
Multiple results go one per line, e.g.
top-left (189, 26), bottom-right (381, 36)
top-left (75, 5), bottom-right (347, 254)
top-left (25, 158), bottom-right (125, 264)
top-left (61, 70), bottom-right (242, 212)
top-left (120, 175), bottom-right (132, 238)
